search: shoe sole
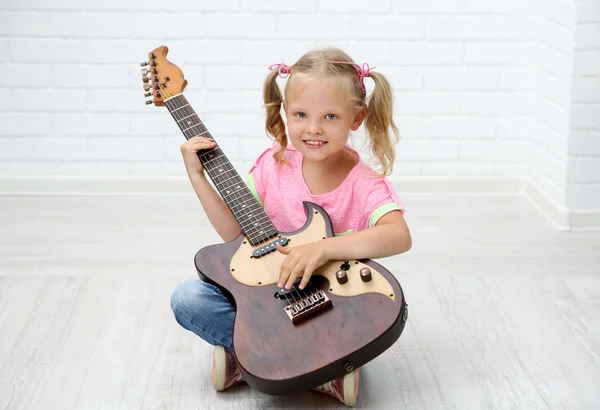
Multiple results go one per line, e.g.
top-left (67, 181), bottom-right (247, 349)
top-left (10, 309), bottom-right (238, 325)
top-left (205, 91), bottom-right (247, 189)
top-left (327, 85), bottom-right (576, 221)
top-left (212, 345), bottom-right (226, 391)
top-left (343, 370), bottom-right (358, 406)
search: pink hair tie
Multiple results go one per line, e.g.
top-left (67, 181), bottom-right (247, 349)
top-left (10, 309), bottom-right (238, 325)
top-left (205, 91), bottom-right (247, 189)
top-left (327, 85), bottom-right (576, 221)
top-left (268, 61), bottom-right (291, 79)
top-left (331, 61), bottom-right (375, 93)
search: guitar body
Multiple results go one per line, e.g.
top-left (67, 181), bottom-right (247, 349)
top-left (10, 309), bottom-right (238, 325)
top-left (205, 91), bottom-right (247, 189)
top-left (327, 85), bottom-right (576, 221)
top-left (194, 202), bottom-right (408, 395)
top-left (140, 45), bottom-right (408, 396)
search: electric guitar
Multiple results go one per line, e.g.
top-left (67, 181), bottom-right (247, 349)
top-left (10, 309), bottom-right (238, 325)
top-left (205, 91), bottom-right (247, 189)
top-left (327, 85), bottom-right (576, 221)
top-left (141, 46), bottom-right (408, 395)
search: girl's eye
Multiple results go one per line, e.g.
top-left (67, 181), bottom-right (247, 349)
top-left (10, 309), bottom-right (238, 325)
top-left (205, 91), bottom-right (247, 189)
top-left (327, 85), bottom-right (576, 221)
top-left (326, 114), bottom-right (337, 120)
top-left (296, 112), bottom-right (306, 118)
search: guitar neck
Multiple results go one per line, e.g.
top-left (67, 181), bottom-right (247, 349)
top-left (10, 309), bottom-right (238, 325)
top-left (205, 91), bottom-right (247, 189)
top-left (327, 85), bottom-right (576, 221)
top-left (163, 94), bottom-right (278, 246)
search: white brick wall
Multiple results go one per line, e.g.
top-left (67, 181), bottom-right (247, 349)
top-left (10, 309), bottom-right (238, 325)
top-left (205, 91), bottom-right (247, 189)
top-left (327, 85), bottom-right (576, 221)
top-left (528, 0), bottom-right (600, 211)
top-left (529, 0), bottom-right (576, 209)
top-left (1, 0), bottom-right (539, 179)
top-left (1, 0), bottom-right (599, 215)
top-left (567, 0), bottom-right (600, 209)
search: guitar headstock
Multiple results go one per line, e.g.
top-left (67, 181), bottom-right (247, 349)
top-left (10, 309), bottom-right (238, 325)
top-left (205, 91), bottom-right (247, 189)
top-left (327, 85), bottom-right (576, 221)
top-left (140, 46), bottom-right (187, 107)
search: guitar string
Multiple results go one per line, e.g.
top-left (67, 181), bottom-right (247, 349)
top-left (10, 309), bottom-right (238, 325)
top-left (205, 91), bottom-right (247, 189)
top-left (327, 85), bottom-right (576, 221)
top-left (162, 89), bottom-right (278, 287)
top-left (164, 89), bottom-right (319, 303)
top-left (158, 83), bottom-right (321, 311)
top-left (164, 91), bottom-right (319, 310)
top-left (158, 85), bottom-right (293, 306)
top-left (160, 85), bottom-right (272, 252)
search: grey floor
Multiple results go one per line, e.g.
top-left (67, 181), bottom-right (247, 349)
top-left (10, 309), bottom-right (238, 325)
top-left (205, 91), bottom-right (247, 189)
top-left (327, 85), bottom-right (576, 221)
top-left (1, 194), bottom-right (599, 410)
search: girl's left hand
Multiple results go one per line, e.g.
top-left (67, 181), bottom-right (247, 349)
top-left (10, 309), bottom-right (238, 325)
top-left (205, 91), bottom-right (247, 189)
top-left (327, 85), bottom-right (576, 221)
top-left (276, 242), bottom-right (330, 290)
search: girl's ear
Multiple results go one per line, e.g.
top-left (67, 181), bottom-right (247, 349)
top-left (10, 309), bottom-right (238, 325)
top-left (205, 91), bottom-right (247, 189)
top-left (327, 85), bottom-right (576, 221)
top-left (351, 106), bottom-right (367, 131)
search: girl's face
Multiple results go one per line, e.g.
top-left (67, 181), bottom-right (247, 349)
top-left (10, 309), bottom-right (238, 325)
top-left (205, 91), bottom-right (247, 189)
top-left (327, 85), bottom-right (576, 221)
top-left (284, 76), bottom-right (365, 164)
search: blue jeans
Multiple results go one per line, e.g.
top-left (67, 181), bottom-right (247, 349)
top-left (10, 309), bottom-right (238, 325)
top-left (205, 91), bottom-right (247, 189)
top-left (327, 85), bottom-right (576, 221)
top-left (170, 279), bottom-right (235, 351)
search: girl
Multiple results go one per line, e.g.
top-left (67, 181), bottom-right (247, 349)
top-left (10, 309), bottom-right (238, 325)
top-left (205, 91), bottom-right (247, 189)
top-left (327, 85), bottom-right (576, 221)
top-left (170, 48), bottom-right (412, 407)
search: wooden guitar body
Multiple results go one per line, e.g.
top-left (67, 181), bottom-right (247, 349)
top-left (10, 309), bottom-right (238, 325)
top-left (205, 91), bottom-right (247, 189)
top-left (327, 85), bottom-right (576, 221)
top-left (194, 202), bottom-right (408, 395)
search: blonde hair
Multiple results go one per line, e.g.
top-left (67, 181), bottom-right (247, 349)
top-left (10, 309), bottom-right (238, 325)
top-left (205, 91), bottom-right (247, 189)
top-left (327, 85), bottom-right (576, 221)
top-left (263, 48), bottom-right (399, 176)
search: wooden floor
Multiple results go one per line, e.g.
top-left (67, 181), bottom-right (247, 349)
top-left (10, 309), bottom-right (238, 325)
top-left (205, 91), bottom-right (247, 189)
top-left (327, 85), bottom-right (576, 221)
top-left (1, 194), bottom-right (599, 410)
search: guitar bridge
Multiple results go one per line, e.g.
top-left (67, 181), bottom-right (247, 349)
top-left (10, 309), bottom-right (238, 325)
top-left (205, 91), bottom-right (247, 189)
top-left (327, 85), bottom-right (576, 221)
top-left (284, 290), bottom-right (332, 324)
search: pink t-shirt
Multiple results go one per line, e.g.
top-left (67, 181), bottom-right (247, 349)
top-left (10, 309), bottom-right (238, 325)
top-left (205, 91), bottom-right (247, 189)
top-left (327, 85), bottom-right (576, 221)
top-left (247, 144), bottom-right (405, 236)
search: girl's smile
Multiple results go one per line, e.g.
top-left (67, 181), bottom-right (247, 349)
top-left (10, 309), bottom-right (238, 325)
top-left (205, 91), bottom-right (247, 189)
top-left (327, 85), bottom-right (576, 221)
top-left (303, 140), bottom-right (327, 148)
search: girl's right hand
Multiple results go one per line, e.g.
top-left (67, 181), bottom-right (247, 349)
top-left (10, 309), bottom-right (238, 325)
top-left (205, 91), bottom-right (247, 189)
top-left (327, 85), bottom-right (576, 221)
top-left (180, 136), bottom-right (217, 177)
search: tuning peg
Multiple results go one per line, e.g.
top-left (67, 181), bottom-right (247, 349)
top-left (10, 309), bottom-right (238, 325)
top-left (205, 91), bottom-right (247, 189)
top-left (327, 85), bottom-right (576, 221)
top-left (143, 84), bottom-right (150, 91)
top-left (141, 68), bottom-right (149, 75)
top-left (140, 61), bottom-right (149, 66)
top-left (145, 100), bottom-right (154, 105)
top-left (144, 92), bottom-right (152, 97)
top-left (143, 76), bottom-right (150, 83)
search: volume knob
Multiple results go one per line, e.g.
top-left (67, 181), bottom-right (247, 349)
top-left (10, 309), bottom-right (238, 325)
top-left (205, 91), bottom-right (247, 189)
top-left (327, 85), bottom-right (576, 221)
top-left (360, 267), bottom-right (372, 282)
top-left (336, 269), bottom-right (348, 284)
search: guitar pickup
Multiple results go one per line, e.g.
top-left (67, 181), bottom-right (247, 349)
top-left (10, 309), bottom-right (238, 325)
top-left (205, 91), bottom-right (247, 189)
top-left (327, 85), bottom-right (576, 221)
top-left (252, 237), bottom-right (289, 259)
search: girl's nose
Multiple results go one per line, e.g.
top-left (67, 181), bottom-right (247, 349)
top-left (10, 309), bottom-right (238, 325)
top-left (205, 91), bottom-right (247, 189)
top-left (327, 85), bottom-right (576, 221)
top-left (307, 120), bottom-right (323, 135)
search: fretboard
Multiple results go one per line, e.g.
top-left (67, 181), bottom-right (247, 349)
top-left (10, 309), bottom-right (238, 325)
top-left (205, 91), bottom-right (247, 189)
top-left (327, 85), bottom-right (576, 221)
top-left (164, 94), bottom-right (278, 246)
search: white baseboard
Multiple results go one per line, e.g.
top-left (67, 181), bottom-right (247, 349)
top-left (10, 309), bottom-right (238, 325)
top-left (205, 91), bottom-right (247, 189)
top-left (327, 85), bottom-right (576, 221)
top-left (569, 209), bottom-right (600, 231)
top-left (0, 175), bottom-right (524, 196)
top-left (0, 176), bottom-right (193, 196)
top-left (1, 175), bottom-right (598, 230)
top-left (388, 176), bottom-right (523, 195)
top-left (522, 177), bottom-right (600, 231)
top-left (522, 178), bottom-right (571, 231)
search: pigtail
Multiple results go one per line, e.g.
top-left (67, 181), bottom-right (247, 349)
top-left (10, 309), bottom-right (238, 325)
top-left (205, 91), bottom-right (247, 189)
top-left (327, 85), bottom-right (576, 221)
top-left (262, 69), bottom-right (287, 162)
top-left (365, 72), bottom-right (399, 176)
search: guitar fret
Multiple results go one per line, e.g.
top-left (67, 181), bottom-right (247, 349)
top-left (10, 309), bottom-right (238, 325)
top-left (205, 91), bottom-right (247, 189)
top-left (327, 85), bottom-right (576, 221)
top-left (251, 232), bottom-right (276, 244)
top-left (202, 154), bottom-right (225, 166)
top-left (243, 218), bottom-right (272, 234)
top-left (182, 122), bottom-right (204, 133)
top-left (246, 226), bottom-right (273, 240)
top-left (245, 221), bottom-right (274, 237)
top-left (199, 149), bottom-right (219, 159)
top-left (177, 113), bottom-right (196, 122)
top-left (244, 223), bottom-right (274, 240)
top-left (243, 213), bottom-right (270, 225)
top-left (249, 229), bottom-right (269, 239)
top-left (214, 174), bottom-right (241, 189)
top-left (222, 188), bottom-right (253, 201)
top-left (173, 111), bottom-right (191, 121)
top-left (212, 170), bottom-right (235, 180)
top-left (212, 171), bottom-right (238, 182)
top-left (210, 165), bottom-right (235, 174)
top-left (229, 199), bottom-right (259, 211)
top-left (238, 211), bottom-right (268, 224)
top-left (172, 104), bottom-right (190, 112)
top-left (175, 110), bottom-right (194, 120)
top-left (228, 196), bottom-right (259, 208)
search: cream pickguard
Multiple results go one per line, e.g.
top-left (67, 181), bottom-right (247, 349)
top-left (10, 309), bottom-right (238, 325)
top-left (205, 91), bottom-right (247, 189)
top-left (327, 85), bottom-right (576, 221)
top-left (229, 208), bottom-right (396, 301)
